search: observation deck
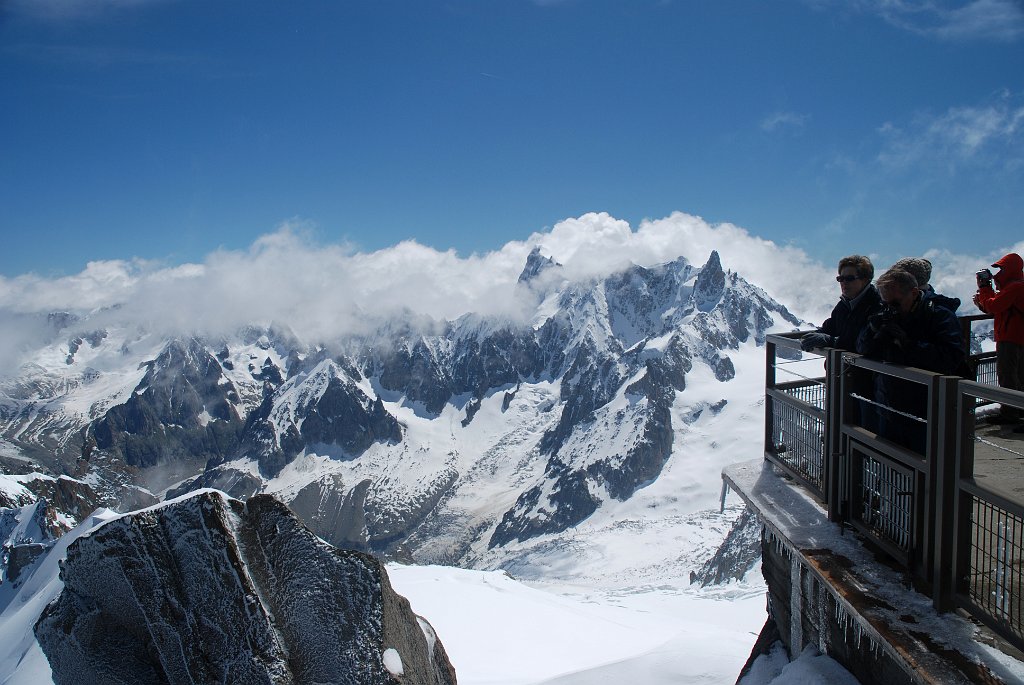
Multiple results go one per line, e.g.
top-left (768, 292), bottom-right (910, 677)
top-left (727, 316), bottom-right (1024, 684)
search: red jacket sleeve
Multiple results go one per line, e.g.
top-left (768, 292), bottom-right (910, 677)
top-left (977, 282), bottom-right (1024, 315)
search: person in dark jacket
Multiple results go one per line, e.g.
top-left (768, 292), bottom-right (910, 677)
top-left (974, 252), bottom-right (1024, 426)
top-left (892, 257), bottom-right (961, 313)
top-left (857, 268), bottom-right (966, 453)
top-left (801, 255), bottom-right (882, 352)
top-left (801, 255), bottom-right (882, 430)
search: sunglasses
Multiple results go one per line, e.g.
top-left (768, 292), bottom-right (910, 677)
top-left (836, 275), bottom-right (862, 283)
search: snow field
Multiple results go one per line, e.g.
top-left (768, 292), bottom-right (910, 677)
top-left (388, 563), bottom-right (766, 685)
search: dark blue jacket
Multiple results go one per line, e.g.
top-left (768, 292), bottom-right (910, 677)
top-left (855, 296), bottom-right (965, 453)
top-left (820, 284), bottom-right (883, 352)
top-left (856, 297), bottom-right (965, 374)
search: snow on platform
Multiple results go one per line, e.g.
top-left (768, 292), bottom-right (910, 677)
top-left (724, 459), bottom-right (1024, 685)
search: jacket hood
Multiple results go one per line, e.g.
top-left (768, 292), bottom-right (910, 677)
top-left (993, 252), bottom-right (1023, 279)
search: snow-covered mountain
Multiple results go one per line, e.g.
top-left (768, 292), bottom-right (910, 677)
top-left (1, 249), bottom-right (800, 573)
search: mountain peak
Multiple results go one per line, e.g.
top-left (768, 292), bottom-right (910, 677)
top-left (694, 250), bottom-right (726, 310)
top-left (518, 247), bottom-right (561, 284)
top-left (701, 250), bottom-right (723, 274)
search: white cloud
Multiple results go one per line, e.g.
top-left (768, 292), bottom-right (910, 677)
top-left (0, 259), bottom-right (143, 313)
top-left (920, 240), bottom-right (1024, 310)
top-left (806, 0), bottom-right (1024, 42)
top-left (4, 0), bottom-right (171, 21)
top-left (760, 111), bottom-right (810, 133)
top-left (892, 0), bottom-right (1024, 42)
top-left (1, 212), bottom-right (1017, 374)
top-left (877, 91), bottom-right (1024, 172)
top-left (0, 224), bottom-right (536, 354)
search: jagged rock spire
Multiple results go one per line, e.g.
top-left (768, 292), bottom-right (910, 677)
top-left (694, 250), bottom-right (726, 311)
top-left (518, 246), bottom-right (561, 284)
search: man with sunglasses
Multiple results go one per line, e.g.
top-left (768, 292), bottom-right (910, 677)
top-left (801, 255), bottom-right (882, 353)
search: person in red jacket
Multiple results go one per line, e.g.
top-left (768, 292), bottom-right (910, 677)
top-left (974, 252), bottom-right (1024, 427)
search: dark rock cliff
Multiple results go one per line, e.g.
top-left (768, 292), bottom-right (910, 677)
top-left (689, 507), bottom-right (762, 587)
top-left (88, 338), bottom-right (244, 469)
top-left (35, 491), bottom-right (457, 685)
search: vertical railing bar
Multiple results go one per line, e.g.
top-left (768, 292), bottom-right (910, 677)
top-left (987, 502), bottom-right (995, 615)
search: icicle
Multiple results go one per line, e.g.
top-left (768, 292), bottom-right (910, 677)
top-left (835, 602), bottom-right (850, 638)
top-left (790, 554), bottom-right (803, 652)
top-left (818, 582), bottom-right (828, 653)
top-left (719, 481), bottom-right (730, 514)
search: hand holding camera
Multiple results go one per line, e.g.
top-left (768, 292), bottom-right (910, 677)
top-left (867, 307), bottom-right (896, 334)
top-left (879, 321), bottom-right (909, 349)
top-left (977, 268), bottom-right (994, 289)
top-left (868, 306), bottom-right (909, 351)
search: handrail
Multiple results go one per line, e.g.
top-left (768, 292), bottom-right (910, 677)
top-left (763, 314), bottom-right (1024, 650)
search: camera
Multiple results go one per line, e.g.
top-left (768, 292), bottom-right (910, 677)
top-left (976, 268), bottom-right (994, 289)
top-left (868, 306), bottom-right (896, 333)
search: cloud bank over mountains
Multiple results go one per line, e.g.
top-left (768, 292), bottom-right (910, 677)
top-left (0, 211), bottom-right (1019, 375)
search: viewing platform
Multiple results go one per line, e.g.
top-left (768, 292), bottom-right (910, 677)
top-left (727, 318), bottom-right (1024, 684)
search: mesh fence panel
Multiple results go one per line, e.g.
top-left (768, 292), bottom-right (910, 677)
top-left (781, 382), bottom-right (826, 411)
top-left (976, 358), bottom-right (998, 386)
top-left (771, 398), bottom-right (824, 491)
top-left (857, 453), bottom-right (913, 552)
top-left (968, 496), bottom-right (1024, 642)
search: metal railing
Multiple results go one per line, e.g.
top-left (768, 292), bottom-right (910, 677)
top-left (960, 313), bottom-right (999, 390)
top-left (763, 314), bottom-right (1024, 650)
top-left (765, 333), bottom-right (827, 499)
top-left (952, 381), bottom-right (1024, 647)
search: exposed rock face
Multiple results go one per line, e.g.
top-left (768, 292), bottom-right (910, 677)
top-left (88, 337), bottom-right (245, 469)
top-left (11, 475), bottom-right (103, 527)
top-left (236, 359), bottom-right (403, 478)
top-left (164, 464), bottom-right (263, 501)
top-left (289, 475), bottom-right (372, 551)
top-left (35, 491), bottom-right (457, 685)
top-left (689, 507), bottom-right (762, 587)
top-left (1, 497), bottom-right (73, 607)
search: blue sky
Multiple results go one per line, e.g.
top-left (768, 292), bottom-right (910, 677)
top-left (1, 0), bottom-right (1022, 278)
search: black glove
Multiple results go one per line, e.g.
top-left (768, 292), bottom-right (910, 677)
top-left (800, 332), bottom-right (834, 351)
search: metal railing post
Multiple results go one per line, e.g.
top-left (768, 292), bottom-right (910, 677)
top-left (826, 348), bottom-right (844, 521)
top-left (917, 373), bottom-right (941, 581)
top-left (950, 384), bottom-right (976, 608)
top-left (932, 375), bottom-right (960, 612)
top-left (765, 338), bottom-right (776, 462)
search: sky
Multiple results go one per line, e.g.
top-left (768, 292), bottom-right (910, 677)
top-left (1, 0), bottom-right (1022, 281)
